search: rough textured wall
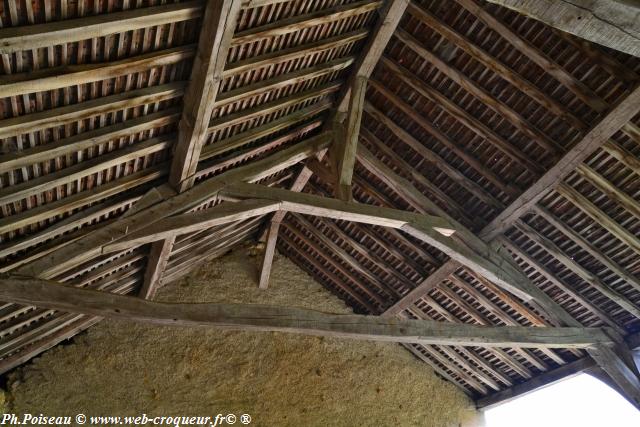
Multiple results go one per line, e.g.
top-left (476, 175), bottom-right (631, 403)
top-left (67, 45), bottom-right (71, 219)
top-left (4, 247), bottom-right (483, 427)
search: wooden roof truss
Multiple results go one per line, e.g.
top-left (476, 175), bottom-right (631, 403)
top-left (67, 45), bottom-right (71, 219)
top-left (1, 0), bottom-right (640, 411)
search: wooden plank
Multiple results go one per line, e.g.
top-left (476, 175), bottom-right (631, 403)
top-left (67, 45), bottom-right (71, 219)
top-left (103, 199), bottom-right (281, 252)
top-left (496, 235), bottom-right (624, 333)
top-left (0, 109), bottom-right (180, 171)
top-left (480, 84), bottom-right (640, 240)
top-left (359, 128), bottom-right (480, 228)
top-left (231, 0), bottom-right (383, 46)
top-left (515, 220), bottom-right (640, 318)
top-left (139, 0), bottom-right (243, 300)
top-left (367, 78), bottom-right (519, 199)
top-left (334, 76), bottom-right (367, 201)
top-left (0, 1), bottom-right (203, 54)
top-left (383, 261), bottom-right (461, 317)
top-left (453, 0), bottom-right (608, 112)
top-left (257, 0), bottom-right (409, 288)
top-left (336, 0), bottom-right (409, 111)
top-left (0, 45), bottom-right (195, 98)
top-left (0, 136), bottom-right (172, 206)
top-left (0, 195), bottom-right (139, 259)
top-left (379, 56), bottom-right (543, 175)
top-left (206, 83), bottom-right (341, 133)
top-left (531, 204), bottom-right (640, 294)
top-left (14, 133), bottom-right (332, 280)
top-left (406, 1), bottom-right (584, 129)
top-left (401, 222), bottom-right (578, 327)
top-left (0, 276), bottom-right (616, 349)
top-left (0, 82), bottom-right (185, 139)
top-left (216, 56), bottom-right (356, 108)
top-left (575, 164), bottom-right (640, 219)
top-left (0, 165), bottom-right (166, 236)
top-left (258, 219), bottom-right (281, 289)
top-left (139, 237), bottom-right (176, 300)
top-left (483, 0), bottom-right (640, 58)
top-left (219, 182), bottom-right (456, 233)
top-left (364, 101), bottom-right (506, 211)
top-left (394, 27), bottom-right (562, 156)
top-left (200, 102), bottom-right (330, 163)
top-left (224, 29), bottom-right (368, 77)
top-left (556, 183), bottom-right (640, 256)
top-left (169, 0), bottom-right (242, 191)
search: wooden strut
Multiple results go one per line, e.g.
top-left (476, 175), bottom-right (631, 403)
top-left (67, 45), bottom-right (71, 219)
top-left (255, 0), bottom-right (410, 289)
top-left (0, 275), bottom-right (617, 350)
top-left (355, 79), bottom-right (640, 404)
top-left (138, 0), bottom-right (243, 300)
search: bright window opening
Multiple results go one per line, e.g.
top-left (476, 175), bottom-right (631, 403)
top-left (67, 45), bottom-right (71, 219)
top-left (485, 373), bottom-right (640, 427)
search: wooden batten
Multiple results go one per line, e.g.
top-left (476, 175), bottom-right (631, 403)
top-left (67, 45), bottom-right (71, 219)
top-left (2, 0), bottom-right (640, 408)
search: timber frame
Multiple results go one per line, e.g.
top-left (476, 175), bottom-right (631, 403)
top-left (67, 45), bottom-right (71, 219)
top-left (1, 0), bottom-right (640, 412)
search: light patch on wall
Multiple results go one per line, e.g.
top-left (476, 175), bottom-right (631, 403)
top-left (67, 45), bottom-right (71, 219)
top-left (485, 373), bottom-right (640, 427)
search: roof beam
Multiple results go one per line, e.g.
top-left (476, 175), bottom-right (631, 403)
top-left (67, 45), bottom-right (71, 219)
top-left (333, 76), bottom-right (367, 201)
top-left (514, 220), bottom-right (640, 319)
top-left (364, 102), bottom-right (507, 211)
top-left (394, 27), bottom-right (562, 156)
top-left (0, 109), bottom-right (180, 171)
top-left (406, 1), bottom-right (585, 129)
top-left (231, 0), bottom-right (383, 46)
top-left (0, 46), bottom-right (195, 98)
top-left (481, 84), bottom-right (640, 241)
top-left (220, 183), bottom-right (455, 233)
top-left (418, 83), bottom-right (640, 400)
top-left (0, 136), bottom-right (172, 206)
top-left (356, 146), bottom-right (557, 316)
top-left (140, 0), bottom-right (243, 299)
top-left (379, 56), bottom-right (543, 175)
top-left (103, 199), bottom-right (281, 252)
top-left (367, 78), bottom-right (519, 199)
top-left (482, 0), bottom-right (640, 58)
top-left (169, 0), bottom-right (242, 191)
top-left (0, 275), bottom-right (618, 349)
top-left (215, 56), bottom-right (356, 108)
top-left (224, 28), bottom-right (369, 77)
top-left (0, 82), bottom-right (185, 140)
top-left (0, 1), bottom-right (203, 54)
top-left (12, 133), bottom-right (331, 280)
top-left (257, 0), bottom-right (410, 289)
top-left (453, 0), bottom-right (608, 112)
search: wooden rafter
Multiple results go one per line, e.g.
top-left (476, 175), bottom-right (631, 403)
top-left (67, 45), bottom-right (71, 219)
top-left (169, 0), bottom-right (242, 191)
top-left (13, 133), bottom-right (331, 280)
top-left (481, 84), bottom-right (640, 240)
top-left (481, 0), bottom-right (640, 58)
top-left (256, 0), bottom-right (410, 289)
top-left (356, 139), bottom-right (640, 406)
top-left (138, 0), bottom-right (242, 300)
top-left (0, 2), bottom-right (204, 54)
top-left (333, 76), bottom-right (367, 201)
